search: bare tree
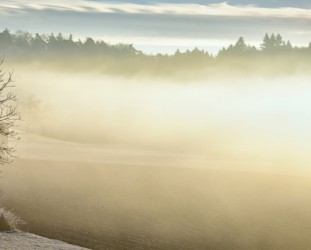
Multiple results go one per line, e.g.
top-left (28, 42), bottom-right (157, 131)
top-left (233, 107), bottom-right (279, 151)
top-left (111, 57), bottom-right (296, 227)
top-left (0, 59), bottom-right (19, 164)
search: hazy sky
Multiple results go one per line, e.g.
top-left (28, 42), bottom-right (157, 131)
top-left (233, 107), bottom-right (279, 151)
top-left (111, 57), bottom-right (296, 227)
top-left (1, 0), bottom-right (311, 54)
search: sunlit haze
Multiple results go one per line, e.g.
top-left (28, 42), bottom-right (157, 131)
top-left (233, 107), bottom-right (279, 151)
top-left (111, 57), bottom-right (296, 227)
top-left (1, 1), bottom-right (311, 250)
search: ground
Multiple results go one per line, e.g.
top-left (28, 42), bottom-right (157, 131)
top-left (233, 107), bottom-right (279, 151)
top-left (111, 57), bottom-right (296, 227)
top-left (0, 231), bottom-right (89, 250)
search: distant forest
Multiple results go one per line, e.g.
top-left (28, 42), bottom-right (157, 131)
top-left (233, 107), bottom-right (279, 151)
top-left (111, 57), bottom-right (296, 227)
top-left (1, 29), bottom-right (311, 77)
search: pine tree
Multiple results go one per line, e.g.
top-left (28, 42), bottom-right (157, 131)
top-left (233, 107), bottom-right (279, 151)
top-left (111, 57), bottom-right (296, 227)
top-left (235, 37), bottom-right (247, 50)
top-left (276, 34), bottom-right (285, 47)
top-left (261, 33), bottom-right (271, 50)
top-left (270, 34), bottom-right (277, 47)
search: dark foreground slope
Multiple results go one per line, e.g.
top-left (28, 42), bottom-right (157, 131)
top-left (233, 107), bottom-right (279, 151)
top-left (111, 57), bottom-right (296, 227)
top-left (1, 135), bottom-right (311, 250)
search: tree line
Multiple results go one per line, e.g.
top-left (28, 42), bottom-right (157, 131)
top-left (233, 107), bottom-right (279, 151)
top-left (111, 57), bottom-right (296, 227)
top-left (1, 29), bottom-right (311, 75)
top-left (218, 34), bottom-right (309, 57)
top-left (0, 29), bottom-right (138, 58)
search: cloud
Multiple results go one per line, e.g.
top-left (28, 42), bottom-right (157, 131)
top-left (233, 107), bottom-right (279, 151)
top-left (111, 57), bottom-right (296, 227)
top-left (1, 0), bottom-right (311, 54)
top-left (1, 1), bottom-right (311, 19)
top-left (85, 0), bottom-right (311, 9)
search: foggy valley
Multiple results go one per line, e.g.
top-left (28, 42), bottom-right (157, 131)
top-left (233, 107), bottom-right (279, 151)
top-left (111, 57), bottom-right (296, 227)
top-left (1, 3), bottom-right (311, 248)
top-left (1, 64), bottom-right (311, 249)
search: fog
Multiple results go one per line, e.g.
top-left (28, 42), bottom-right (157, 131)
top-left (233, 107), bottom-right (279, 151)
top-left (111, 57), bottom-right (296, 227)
top-left (2, 66), bottom-right (311, 249)
top-left (14, 67), bottom-right (311, 173)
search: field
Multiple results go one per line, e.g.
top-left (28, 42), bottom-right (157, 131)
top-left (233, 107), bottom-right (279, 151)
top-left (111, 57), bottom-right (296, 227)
top-left (1, 68), bottom-right (311, 249)
top-left (2, 133), bottom-right (311, 250)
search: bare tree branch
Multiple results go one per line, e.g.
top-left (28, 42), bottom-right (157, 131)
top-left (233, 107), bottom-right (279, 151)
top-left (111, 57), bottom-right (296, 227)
top-left (0, 59), bottom-right (20, 165)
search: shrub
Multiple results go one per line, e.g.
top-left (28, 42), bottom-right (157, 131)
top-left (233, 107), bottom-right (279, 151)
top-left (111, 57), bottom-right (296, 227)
top-left (0, 207), bottom-right (24, 231)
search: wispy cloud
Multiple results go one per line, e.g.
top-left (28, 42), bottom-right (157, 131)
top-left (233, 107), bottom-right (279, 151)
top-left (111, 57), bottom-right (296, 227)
top-left (1, 1), bottom-right (311, 19)
top-left (1, 0), bottom-right (311, 54)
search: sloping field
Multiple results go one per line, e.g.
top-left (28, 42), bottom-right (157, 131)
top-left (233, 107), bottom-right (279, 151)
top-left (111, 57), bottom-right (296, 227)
top-left (1, 133), bottom-right (311, 249)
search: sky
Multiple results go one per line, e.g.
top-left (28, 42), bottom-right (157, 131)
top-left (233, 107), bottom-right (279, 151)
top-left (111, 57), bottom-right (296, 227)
top-left (1, 0), bottom-right (311, 54)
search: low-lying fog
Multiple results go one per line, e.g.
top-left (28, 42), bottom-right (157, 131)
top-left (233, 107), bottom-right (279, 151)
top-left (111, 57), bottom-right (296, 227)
top-left (15, 67), bottom-right (311, 173)
top-left (2, 66), bottom-right (311, 249)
